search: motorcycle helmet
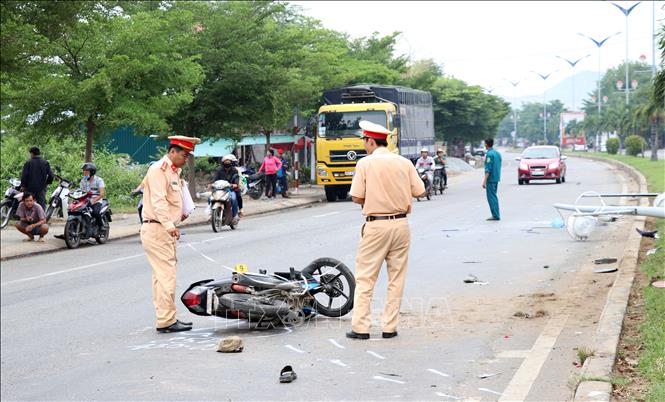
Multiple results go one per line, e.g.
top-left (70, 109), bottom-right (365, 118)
top-left (81, 162), bottom-right (97, 177)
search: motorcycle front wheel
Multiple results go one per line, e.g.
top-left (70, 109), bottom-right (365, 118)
top-left (64, 219), bottom-right (82, 249)
top-left (302, 257), bottom-right (355, 317)
top-left (0, 200), bottom-right (14, 229)
top-left (45, 200), bottom-right (59, 223)
top-left (211, 207), bottom-right (223, 232)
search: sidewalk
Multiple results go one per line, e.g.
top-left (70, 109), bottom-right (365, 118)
top-left (0, 186), bottom-right (325, 261)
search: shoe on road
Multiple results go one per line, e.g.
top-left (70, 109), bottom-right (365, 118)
top-left (177, 319), bottom-right (192, 326)
top-left (382, 331), bottom-right (398, 338)
top-left (346, 331), bottom-right (370, 340)
top-left (156, 321), bottom-right (192, 333)
top-left (486, 217), bottom-right (500, 221)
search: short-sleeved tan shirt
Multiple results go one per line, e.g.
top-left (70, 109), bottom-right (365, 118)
top-left (141, 155), bottom-right (183, 231)
top-left (350, 147), bottom-right (425, 216)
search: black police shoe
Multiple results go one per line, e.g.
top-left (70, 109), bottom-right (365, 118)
top-left (346, 331), bottom-right (370, 340)
top-left (156, 321), bottom-right (192, 333)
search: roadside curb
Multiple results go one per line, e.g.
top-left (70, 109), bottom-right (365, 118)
top-left (570, 155), bottom-right (649, 402)
top-left (0, 196), bottom-right (324, 262)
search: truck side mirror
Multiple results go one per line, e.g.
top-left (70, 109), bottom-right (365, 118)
top-left (393, 115), bottom-right (401, 128)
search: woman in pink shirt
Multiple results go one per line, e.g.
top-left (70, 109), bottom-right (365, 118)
top-left (258, 150), bottom-right (283, 199)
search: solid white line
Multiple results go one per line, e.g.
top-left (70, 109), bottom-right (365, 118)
top-left (1, 253), bottom-right (144, 286)
top-left (329, 339), bottom-right (345, 349)
top-left (330, 359), bottom-right (348, 367)
top-left (373, 375), bottom-right (405, 385)
top-left (367, 350), bottom-right (386, 360)
top-left (478, 388), bottom-right (503, 396)
top-left (312, 211), bottom-right (340, 218)
top-left (285, 344), bottom-right (305, 354)
top-left (427, 368), bottom-right (450, 377)
top-left (435, 392), bottom-right (462, 400)
top-left (201, 236), bottom-right (225, 243)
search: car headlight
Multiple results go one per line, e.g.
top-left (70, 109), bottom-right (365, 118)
top-left (519, 163), bottom-right (528, 170)
top-left (317, 167), bottom-right (328, 177)
top-left (548, 162), bottom-right (559, 169)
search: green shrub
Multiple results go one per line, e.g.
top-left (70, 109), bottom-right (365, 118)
top-left (606, 138), bottom-right (620, 155)
top-left (624, 135), bottom-right (644, 157)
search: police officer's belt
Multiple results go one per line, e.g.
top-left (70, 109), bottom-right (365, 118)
top-left (366, 214), bottom-right (407, 222)
top-left (143, 219), bottom-right (161, 224)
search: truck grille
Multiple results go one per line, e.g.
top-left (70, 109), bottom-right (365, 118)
top-left (329, 149), bottom-right (367, 162)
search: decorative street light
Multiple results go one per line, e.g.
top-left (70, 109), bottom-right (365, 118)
top-left (504, 79), bottom-right (520, 147)
top-left (532, 71), bottom-right (555, 144)
top-left (578, 32), bottom-right (621, 115)
top-left (556, 55), bottom-right (590, 111)
top-left (609, 1), bottom-right (642, 106)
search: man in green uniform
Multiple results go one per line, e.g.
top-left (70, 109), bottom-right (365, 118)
top-left (482, 138), bottom-right (502, 221)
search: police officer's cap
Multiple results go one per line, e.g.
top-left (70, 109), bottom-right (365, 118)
top-left (168, 135), bottom-right (201, 152)
top-left (359, 121), bottom-right (391, 140)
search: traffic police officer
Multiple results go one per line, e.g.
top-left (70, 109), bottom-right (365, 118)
top-left (346, 121), bottom-right (426, 340)
top-left (141, 135), bottom-right (200, 333)
top-left (482, 137), bottom-right (502, 221)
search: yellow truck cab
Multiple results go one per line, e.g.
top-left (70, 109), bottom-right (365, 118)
top-left (316, 85), bottom-right (435, 201)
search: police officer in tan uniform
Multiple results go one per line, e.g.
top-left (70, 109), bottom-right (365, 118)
top-left (346, 121), bottom-right (426, 340)
top-left (141, 135), bottom-right (200, 333)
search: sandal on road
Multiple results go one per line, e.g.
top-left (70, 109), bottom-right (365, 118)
top-left (279, 365), bottom-right (297, 383)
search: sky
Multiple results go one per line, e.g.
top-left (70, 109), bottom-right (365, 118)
top-left (291, 1), bottom-right (664, 102)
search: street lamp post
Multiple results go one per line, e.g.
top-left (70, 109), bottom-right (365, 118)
top-left (532, 71), bottom-right (554, 144)
top-left (506, 80), bottom-right (520, 147)
top-left (609, 1), bottom-right (641, 106)
top-left (555, 55), bottom-right (590, 111)
top-left (578, 32), bottom-right (621, 115)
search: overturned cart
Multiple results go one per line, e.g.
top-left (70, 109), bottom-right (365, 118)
top-left (553, 192), bottom-right (665, 241)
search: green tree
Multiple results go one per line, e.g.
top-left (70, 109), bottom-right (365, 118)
top-left (1, 1), bottom-right (203, 162)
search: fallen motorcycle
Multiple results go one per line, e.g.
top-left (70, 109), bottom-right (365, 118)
top-left (181, 257), bottom-right (355, 327)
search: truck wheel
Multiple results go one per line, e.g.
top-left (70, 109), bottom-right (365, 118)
top-left (324, 186), bottom-right (337, 202)
top-left (336, 188), bottom-right (348, 200)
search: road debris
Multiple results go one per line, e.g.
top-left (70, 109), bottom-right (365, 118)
top-left (636, 228), bottom-right (659, 238)
top-left (651, 280), bottom-right (665, 288)
top-left (478, 373), bottom-right (501, 379)
top-left (594, 258), bottom-right (618, 264)
top-left (543, 265), bottom-right (550, 269)
top-left (593, 267), bottom-right (618, 274)
top-left (463, 274), bottom-right (488, 285)
top-left (646, 248), bottom-right (659, 256)
top-left (216, 336), bottom-right (244, 353)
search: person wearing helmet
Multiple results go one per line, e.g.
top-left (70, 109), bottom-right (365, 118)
top-left (433, 148), bottom-right (448, 189)
top-left (80, 162), bottom-right (106, 226)
top-left (415, 148), bottom-right (435, 191)
top-left (227, 154), bottom-right (247, 217)
top-left (211, 155), bottom-right (240, 219)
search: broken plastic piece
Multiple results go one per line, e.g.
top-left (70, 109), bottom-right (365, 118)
top-left (593, 267), bottom-right (618, 274)
top-left (594, 258), bottom-right (618, 265)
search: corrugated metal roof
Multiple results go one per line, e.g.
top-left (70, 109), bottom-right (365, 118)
top-left (195, 134), bottom-right (304, 157)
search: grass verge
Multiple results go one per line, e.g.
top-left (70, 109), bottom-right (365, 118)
top-left (574, 152), bottom-right (664, 401)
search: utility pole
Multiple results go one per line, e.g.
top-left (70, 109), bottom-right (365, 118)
top-left (556, 55), bottom-right (590, 111)
top-left (609, 2), bottom-right (641, 106)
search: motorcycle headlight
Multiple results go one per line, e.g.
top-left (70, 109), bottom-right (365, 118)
top-left (548, 162), bottom-right (559, 170)
top-left (317, 167), bottom-right (328, 177)
top-left (62, 182), bottom-right (70, 188)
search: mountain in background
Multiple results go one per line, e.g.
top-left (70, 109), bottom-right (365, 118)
top-left (508, 70), bottom-right (599, 111)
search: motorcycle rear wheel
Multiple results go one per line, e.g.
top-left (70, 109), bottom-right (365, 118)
top-left (302, 257), bottom-right (355, 317)
top-left (64, 219), bottom-right (82, 249)
top-left (95, 217), bottom-right (109, 244)
top-left (248, 184), bottom-right (263, 200)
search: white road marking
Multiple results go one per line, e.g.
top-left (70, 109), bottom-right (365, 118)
top-left (498, 315), bottom-right (568, 401)
top-left (372, 375), bottom-right (405, 384)
top-left (313, 211), bottom-right (340, 218)
top-left (330, 359), bottom-right (349, 367)
top-left (1, 253), bottom-right (144, 286)
top-left (201, 236), bottom-right (226, 243)
top-left (435, 392), bottom-right (462, 400)
top-left (427, 368), bottom-right (450, 377)
top-left (367, 350), bottom-right (386, 360)
top-left (285, 344), bottom-right (305, 354)
top-left (329, 339), bottom-right (345, 349)
top-left (478, 388), bottom-right (503, 396)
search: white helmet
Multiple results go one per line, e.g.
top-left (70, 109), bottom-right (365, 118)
top-left (222, 154), bottom-right (237, 163)
top-left (420, 147), bottom-right (429, 153)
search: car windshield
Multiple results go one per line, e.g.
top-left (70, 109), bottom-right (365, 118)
top-left (318, 111), bottom-right (387, 138)
top-left (522, 148), bottom-right (559, 159)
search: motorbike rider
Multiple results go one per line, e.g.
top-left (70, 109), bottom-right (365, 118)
top-left (228, 154), bottom-right (246, 217)
top-left (433, 148), bottom-right (448, 189)
top-left (415, 148), bottom-right (435, 190)
top-left (211, 154), bottom-right (240, 219)
top-left (79, 162), bottom-right (106, 227)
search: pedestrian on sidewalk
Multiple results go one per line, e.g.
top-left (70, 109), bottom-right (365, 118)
top-left (277, 149), bottom-right (290, 198)
top-left (346, 121), bottom-right (425, 341)
top-left (258, 149), bottom-right (282, 199)
top-left (20, 147), bottom-right (54, 210)
top-left (140, 135), bottom-right (200, 334)
top-left (482, 138), bottom-right (502, 221)
top-left (14, 192), bottom-right (49, 242)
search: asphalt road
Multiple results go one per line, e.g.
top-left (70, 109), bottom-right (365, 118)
top-left (1, 151), bottom-right (636, 401)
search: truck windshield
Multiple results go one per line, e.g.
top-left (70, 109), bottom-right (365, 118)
top-left (318, 111), bottom-right (387, 138)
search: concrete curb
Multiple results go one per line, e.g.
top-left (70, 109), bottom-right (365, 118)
top-left (0, 196), bottom-right (324, 262)
top-left (570, 155), bottom-right (649, 401)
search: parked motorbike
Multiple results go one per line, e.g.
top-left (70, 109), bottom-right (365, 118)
top-left (417, 168), bottom-right (432, 201)
top-left (0, 178), bottom-right (23, 229)
top-left (63, 189), bottom-right (113, 249)
top-left (45, 172), bottom-right (73, 223)
top-left (245, 171), bottom-right (265, 200)
top-left (198, 179), bottom-right (237, 232)
top-left (181, 257), bottom-right (355, 328)
top-left (432, 167), bottom-right (446, 195)
top-left (131, 189), bottom-right (144, 224)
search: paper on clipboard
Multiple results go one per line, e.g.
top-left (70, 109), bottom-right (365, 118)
top-left (181, 180), bottom-right (195, 217)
